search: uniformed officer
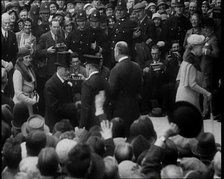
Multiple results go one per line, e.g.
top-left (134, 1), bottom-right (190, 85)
top-left (89, 10), bottom-right (111, 68)
top-left (65, 9), bottom-right (94, 63)
top-left (109, 0), bottom-right (135, 66)
top-left (164, 0), bottom-right (191, 49)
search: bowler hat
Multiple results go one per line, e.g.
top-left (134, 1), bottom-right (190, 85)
top-left (83, 54), bottom-right (102, 65)
top-left (12, 102), bottom-right (29, 129)
top-left (192, 132), bottom-right (218, 159)
top-left (55, 51), bottom-right (72, 68)
top-left (168, 101), bottom-right (203, 138)
top-left (116, 0), bottom-right (127, 11)
top-left (21, 114), bottom-right (50, 137)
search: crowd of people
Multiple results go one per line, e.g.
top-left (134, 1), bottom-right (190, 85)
top-left (1, 0), bottom-right (223, 178)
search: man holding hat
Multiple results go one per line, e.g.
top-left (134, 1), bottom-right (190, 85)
top-left (164, 0), bottom-right (191, 48)
top-left (44, 51), bottom-right (78, 130)
top-left (80, 54), bottom-right (111, 130)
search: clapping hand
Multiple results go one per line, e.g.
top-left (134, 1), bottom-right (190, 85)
top-left (100, 120), bottom-right (113, 140)
top-left (163, 122), bottom-right (180, 138)
top-left (47, 46), bottom-right (56, 54)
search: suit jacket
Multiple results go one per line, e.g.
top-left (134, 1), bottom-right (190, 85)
top-left (36, 31), bottom-right (65, 77)
top-left (1, 92), bottom-right (14, 111)
top-left (80, 72), bottom-right (111, 130)
top-left (109, 57), bottom-right (142, 136)
top-left (1, 30), bottom-right (18, 64)
top-left (44, 73), bottom-right (77, 130)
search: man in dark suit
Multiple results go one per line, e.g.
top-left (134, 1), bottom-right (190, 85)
top-left (44, 51), bottom-right (78, 131)
top-left (80, 55), bottom-right (111, 130)
top-left (36, 18), bottom-right (65, 116)
top-left (1, 13), bottom-right (18, 98)
top-left (109, 41), bottom-right (142, 136)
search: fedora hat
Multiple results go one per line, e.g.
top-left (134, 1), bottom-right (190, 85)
top-left (21, 114), bottom-right (50, 137)
top-left (192, 132), bottom-right (219, 159)
top-left (168, 101), bottom-right (203, 138)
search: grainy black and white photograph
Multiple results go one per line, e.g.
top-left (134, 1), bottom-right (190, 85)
top-left (1, 0), bottom-right (222, 178)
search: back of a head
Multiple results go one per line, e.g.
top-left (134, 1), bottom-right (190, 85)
top-left (53, 119), bottom-right (73, 134)
top-left (161, 164), bottom-right (183, 179)
top-left (103, 156), bottom-right (119, 179)
top-left (115, 41), bottom-right (129, 56)
top-left (66, 143), bottom-right (92, 178)
top-left (86, 136), bottom-right (105, 157)
top-left (163, 139), bottom-right (178, 166)
top-left (111, 117), bottom-right (126, 138)
top-left (26, 130), bottom-right (47, 156)
top-left (130, 135), bottom-right (150, 162)
top-left (115, 142), bottom-right (133, 163)
top-left (55, 138), bottom-right (77, 165)
top-left (2, 137), bottom-right (22, 169)
top-left (37, 147), bottom-right (59, 177)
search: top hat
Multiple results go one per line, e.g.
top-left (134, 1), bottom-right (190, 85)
top-left (168, 101), bottom-right (203, 138)
top-left (83, 54), bottom-right (102, 65)
top-left (192, 132), bottom-right (219, 159)
top-left (55, 51), bottom-right (72, 68)
top-left (116, 0), bottom-right (127, 11)
top-left (21, 114), bottom-right (50, 137)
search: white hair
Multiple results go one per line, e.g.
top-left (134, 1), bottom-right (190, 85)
top-left (1, 13), bottom-right (11, 22)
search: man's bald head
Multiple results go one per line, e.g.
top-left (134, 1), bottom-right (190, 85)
top-left (114, 142), bottom-right (133, 163)
top-left (161, 164), bottom-right (183, 179)
top-left (2, 13), bottom-right (11, 31)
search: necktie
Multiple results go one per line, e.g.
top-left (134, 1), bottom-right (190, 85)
top-left (5, 31), bottom-right (8, 41)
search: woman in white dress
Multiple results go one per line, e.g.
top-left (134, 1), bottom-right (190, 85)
top-left (176, 34), bottom-right (212, 112)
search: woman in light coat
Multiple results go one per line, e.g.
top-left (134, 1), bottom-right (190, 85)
top-left (176, 34), bottom-right (212, 112)
top-left (13, 48), bottom-right (39, 115)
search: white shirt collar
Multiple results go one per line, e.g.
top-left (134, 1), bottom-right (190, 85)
top-left (153, 59), bottom-right (161, 64)
top-left (50, 31), bottom-right (56, 41)
top-left (118, 56), bottom-right (128, 63)
top-left (86, 71), bottom-right (99, 80)
top-left (56, 72), bottom-right (65, 83)
top-left (2, 28), bottom-right (7, 37)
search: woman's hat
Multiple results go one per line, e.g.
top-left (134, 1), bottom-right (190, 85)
top-left (187, 34), bottom-right (205, 45)
top-left (168, 101), bottom-right (203, 138)
top-left (192, 132), bottom-right (219, 159)
top-left (21, 114), bottom-right (50, 137)
top-left (17, 48), bottom-right (31, 57)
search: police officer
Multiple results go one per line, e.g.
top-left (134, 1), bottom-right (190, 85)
top-left (164, 0), bottom-right (191, 49)
top-left (65, 9), bottom-right (94, 63)
top-left (109, 0), bottom-right (135, 66)
top-left (89, 10), bottom-right (111, 68)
